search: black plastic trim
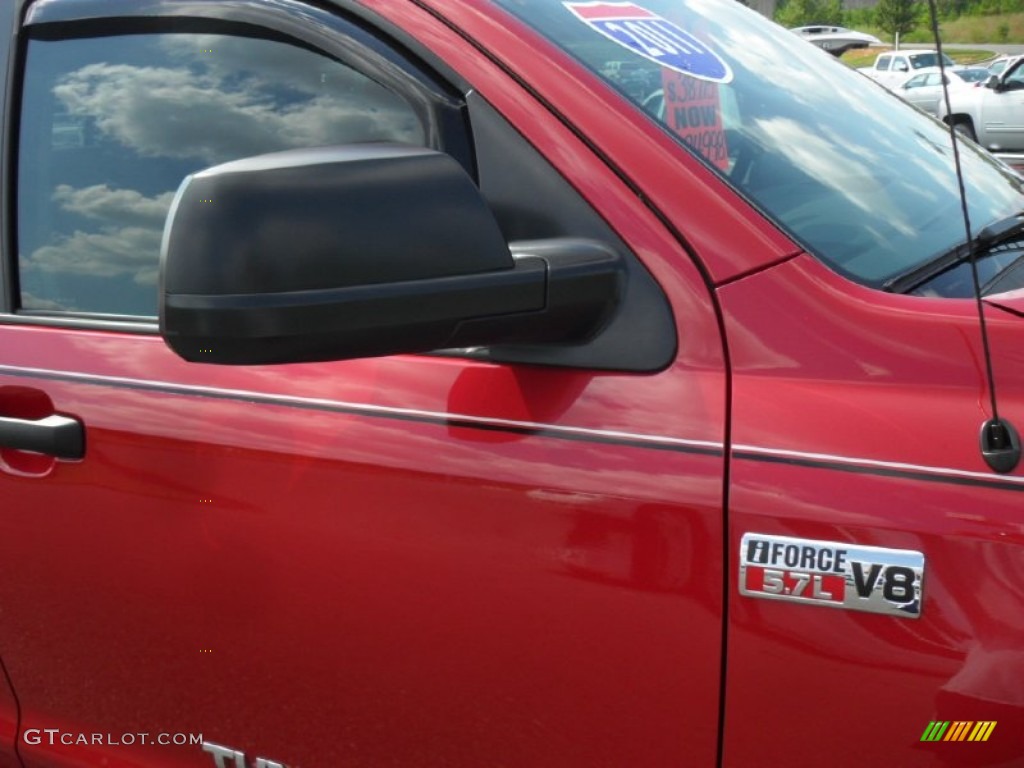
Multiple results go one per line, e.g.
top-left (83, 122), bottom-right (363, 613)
top-left (24, 0), bottom-right (472, 87)
top-left (159, 139), bottom-right (628, 366)
top-left (164, 258), bottom-right (550, 365)
top-left (467, 93), bottom-right (677, 372)
top-left (0, 412), bottom-right (84, 459)
top-left (980, 417), bottom-right (1022, 473)
top-left (164, 146), bottom-right (508, 297)
top-left (0, 2), bottom-right (16, 314)
top-left (161, 145), bottom-right (597, 365)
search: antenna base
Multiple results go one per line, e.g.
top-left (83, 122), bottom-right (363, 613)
top-left (980, 418), bottom-right (1021, 474)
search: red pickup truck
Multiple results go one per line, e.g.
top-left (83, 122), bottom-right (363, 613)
top-left (0, 1), bottom-right (1022, 766)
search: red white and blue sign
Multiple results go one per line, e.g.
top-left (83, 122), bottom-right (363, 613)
top-left (564, 2), bottom-right (732, 83)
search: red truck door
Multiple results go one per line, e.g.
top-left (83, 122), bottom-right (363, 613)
top-left (0, 1), bottom-right (728, 765)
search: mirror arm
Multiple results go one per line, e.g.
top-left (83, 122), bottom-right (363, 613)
top-left (450, 239), bottom-right (625, 348)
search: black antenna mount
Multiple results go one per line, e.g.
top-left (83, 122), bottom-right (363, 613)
top-left (981, 419), bottom-right (1021, 473)
top-left (927, 0), bottom-right (1021, 474)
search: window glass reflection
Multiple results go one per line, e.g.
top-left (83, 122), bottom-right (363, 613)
top-left (495, 0), bottom-right (1024, 288)
top-left (19, 33), bottom-right (424, 316)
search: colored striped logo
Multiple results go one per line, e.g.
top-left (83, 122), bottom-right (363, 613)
top-left (921, 721), bottom-right (997, 742)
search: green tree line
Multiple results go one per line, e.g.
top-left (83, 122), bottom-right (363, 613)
top-left (775, 0), bottom-right (1024, 40)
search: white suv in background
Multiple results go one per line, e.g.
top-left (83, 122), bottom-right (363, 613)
top-left (861, 50), bottom-right (957, 90)
top-left (939, 57), bottom-right (1024, 158)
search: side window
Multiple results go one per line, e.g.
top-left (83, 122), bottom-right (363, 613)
top-left (876, 55), bottom-right (892, 71)
top-left (18, 32), bottom-right (425, 317)
top-left (1004, 63), bottom-right (1024, 89)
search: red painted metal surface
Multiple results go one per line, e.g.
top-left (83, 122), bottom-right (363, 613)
top-left (400, 6), bottom-right (1024, 762)
top-left (0, 342), bottom-right (725, 766)
top-left (720, 254), bottom-right (1024, 765)
top-left (0, 0), bottom-right (1022, 765)
top-left (0, 671), bottom-right (16, 768)
top-left (0, 4), bottom-right (730, 766)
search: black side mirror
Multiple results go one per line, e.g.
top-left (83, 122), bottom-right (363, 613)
top-left (160, 145), bottom-right (624, 365)
top-left (985, 74), bottom-right (1001, 90)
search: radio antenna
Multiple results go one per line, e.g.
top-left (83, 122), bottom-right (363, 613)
top-left (927, 0), bottom-right (1021, 473)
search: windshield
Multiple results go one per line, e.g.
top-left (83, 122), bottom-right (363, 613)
top-left (909, 52), bottom-right (954, 69)
top-left (492, 0), bottom-right (1024, 287)
top-left (957, 68), bottom-right (991, 83)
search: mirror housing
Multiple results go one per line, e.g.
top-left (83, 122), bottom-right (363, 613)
top-left (160, 145), bottom-right (624, 365)
top-left (986, 74), bottom-right (1001, 90)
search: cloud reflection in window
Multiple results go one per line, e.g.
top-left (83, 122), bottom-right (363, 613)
top-left (19, 32), bottom-right (425, 315)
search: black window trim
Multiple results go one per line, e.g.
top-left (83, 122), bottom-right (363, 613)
top-left (0, 1), bottom-right (16, 315)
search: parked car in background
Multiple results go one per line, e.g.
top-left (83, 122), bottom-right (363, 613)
top-left (987, 54), bottom-right (1022, 76)
top-left (939, 56), bottom-right (1024, 154)
top-left (897, 67), bottom-right (991, 116)
top-left (861, 49), bottom-right (957, 90)
top-left (789, 25), bottom-right (881, 56)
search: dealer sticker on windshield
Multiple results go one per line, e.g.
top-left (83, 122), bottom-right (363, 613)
top-left (739, 534), bottom-right (925, 619)
top-left (564, 2), bottom-right (733, 83)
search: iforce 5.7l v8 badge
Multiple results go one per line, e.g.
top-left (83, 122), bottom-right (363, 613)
top-left (739, 534), bottom-right (925, 619)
